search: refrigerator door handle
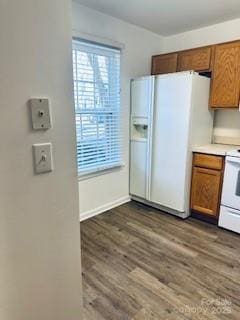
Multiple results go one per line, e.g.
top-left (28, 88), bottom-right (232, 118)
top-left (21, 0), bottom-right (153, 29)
top-left (146, 78), bottom-right (155, 201)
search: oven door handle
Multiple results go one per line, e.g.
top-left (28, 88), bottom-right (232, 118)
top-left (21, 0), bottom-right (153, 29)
top-left (226, 209), bottom-right (240, 217)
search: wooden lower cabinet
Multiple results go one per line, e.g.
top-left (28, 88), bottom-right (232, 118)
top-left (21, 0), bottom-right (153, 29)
top-left (191, 153), bottom-right (224, 219)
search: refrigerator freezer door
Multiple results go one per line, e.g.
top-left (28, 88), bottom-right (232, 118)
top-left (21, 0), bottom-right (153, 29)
top-left (150, 74), bottom-right (193, 212)
top-left (130, 141), bottom-right (147, 198)
top-left (130, 76), bottom-right (154, 199)
top-left (131, 77), bottom-right (154, 117)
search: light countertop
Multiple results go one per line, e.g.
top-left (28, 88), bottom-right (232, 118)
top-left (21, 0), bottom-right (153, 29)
top-left (192, 144), bottom-right (240, 156)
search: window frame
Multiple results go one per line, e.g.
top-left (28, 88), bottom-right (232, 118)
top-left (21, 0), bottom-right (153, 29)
top-left (72, 38), bottom-right (123, 178)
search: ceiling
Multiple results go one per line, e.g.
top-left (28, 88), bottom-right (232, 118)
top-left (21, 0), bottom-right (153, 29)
top-left (75, 0), bottom-right (240, 36)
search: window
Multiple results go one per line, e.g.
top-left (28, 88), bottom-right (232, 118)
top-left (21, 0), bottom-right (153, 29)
top-left (72, 39), bottom-right (121, 176)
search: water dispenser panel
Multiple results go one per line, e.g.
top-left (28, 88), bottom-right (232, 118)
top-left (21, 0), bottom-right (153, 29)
top-left (131, 117), bottom-right (148, 141)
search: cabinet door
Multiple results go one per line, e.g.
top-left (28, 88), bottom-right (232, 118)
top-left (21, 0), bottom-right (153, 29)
top-left (177, 47), bottom-right (212, 72)
top-left (191, 167), bottom-right (222, 217)
top-left (151, 53), bottom-right (178, 75)
top-left (210, 41), bottom-right (240, 108)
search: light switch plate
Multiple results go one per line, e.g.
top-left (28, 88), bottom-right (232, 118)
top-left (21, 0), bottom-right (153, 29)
top-left (33, 143), bottom-right (53, 174)
top-left (30, 98), bottom-right (52, 130)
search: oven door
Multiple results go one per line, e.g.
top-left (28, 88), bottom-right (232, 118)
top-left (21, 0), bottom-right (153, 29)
top-left (222, 156), bottom-right (240, 210)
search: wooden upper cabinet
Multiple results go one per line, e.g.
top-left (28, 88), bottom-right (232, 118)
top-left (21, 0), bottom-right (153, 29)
top-left (210, 41), bottom-right (240, 108)
top-left (151, 53), bottom-right (178, 75)
top-left (191, 167), bottom-right (222, 218)
top-left (151, 39), bottom-right (240, 109)
top-left (177, 47), bottom-right (212, 72)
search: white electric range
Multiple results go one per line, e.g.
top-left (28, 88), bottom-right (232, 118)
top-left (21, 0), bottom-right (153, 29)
top-left (219, 149), bottom-right (240, 234)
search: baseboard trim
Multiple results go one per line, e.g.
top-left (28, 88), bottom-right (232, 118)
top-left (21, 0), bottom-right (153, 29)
top-left (80, 196), bottom-right (131, 222)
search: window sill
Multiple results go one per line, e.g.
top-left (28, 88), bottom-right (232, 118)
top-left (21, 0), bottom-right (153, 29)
top-left (78, 163), bottom-right (125, 182)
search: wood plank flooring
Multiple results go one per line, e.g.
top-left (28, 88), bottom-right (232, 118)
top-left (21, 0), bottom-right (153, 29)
top-left (81, 201), bottom-right (240, 319)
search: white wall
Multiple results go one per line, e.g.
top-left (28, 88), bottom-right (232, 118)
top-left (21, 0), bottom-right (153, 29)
top-left (164, 18), bottom-right (240, 143)
top-left (0, 1), bottom-right (82, 319)
top-left (72, 2), bottom-right (164, 219)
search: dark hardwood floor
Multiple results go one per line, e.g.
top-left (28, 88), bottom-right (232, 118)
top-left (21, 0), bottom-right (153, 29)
top-left (81, 201), bottom-right (240, 319)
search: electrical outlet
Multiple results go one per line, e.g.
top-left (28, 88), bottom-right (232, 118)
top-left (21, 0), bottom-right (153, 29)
top-left (33, 143), bottom-right (53, 174)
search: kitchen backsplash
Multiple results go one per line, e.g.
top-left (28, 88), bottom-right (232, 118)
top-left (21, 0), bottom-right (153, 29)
top-left (213, 110), bottom-right (240, 145)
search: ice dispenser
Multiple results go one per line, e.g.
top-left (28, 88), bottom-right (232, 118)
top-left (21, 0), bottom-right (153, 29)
top-left (131, 117), bottom-right (148, 141)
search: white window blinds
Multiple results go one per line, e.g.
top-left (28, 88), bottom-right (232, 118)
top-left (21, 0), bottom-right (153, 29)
top-left (72, 39), bottom-right (121, 175)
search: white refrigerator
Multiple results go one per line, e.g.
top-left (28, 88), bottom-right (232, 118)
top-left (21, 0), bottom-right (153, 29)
top-left (130, 71), bottom-right (213, 218)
